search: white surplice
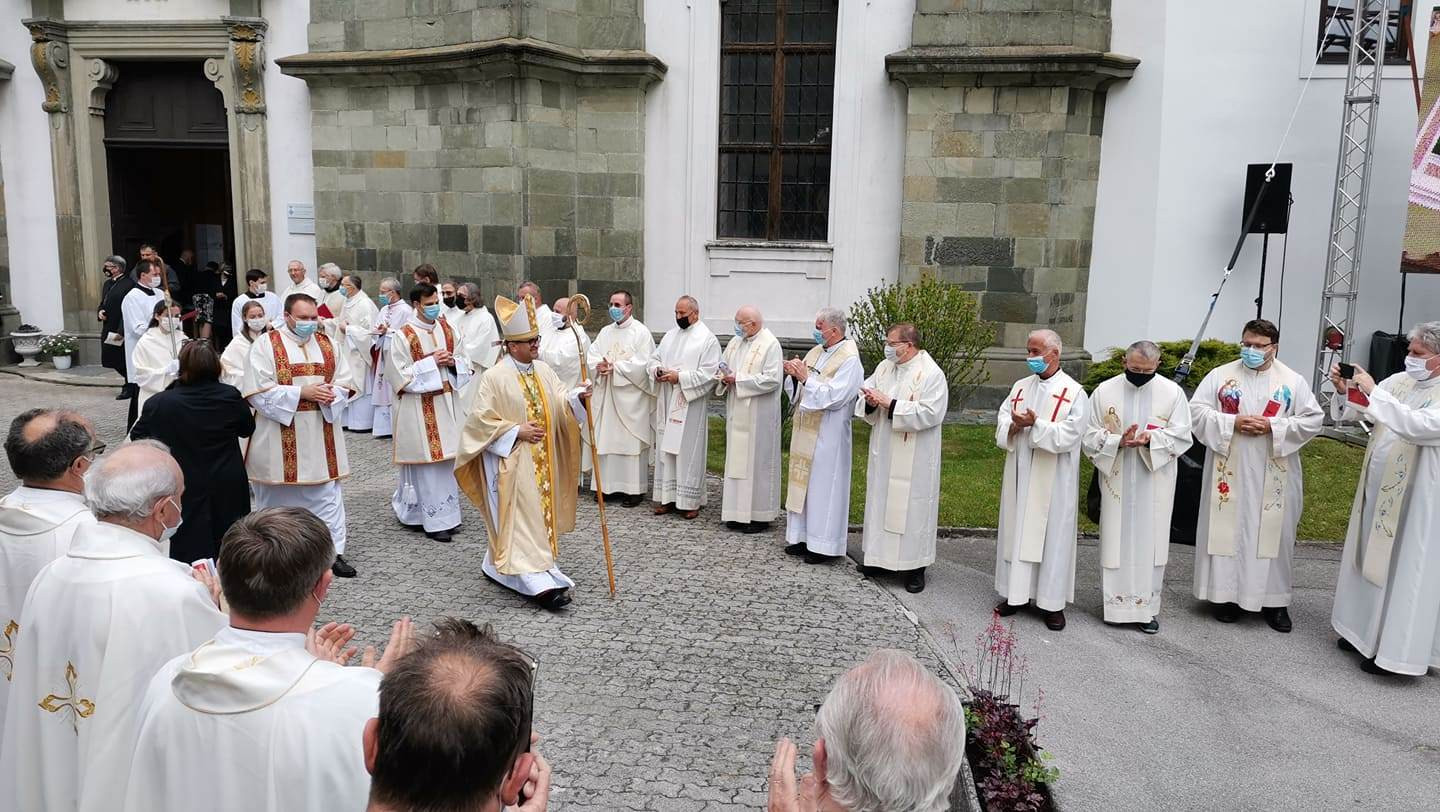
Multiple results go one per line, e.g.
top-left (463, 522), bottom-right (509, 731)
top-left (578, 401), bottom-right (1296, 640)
top-left (648, 322), bottom-right (721, 511)
top-left (995, 370), bottom-right (1088, 611)
top-left (0, 486), bottom-right (93, 742)
top-left (1190, 360), bottom-right (1323, 611)
top-left (122, 627), bottom-right (380, 812)
top-left (784, 340), bottom-right (864, 557)
top-left (337, 292), bottom-right (380, 430)
top-left (120, 285), bottom-right (162, 385)
top-left (1330, 372), bottom-right (1440, 674)
top-left (1082, 375), bottom-right (1193, 623)
top-left (856, 351), bottom-right (949, 571)
top-left (386, 315), bottom-right (471, 533)
top-left (219, 332), bottom-right (256, 389)
top-left (542, 323), bottom-right (595, 473)
top-left (230, 290), bottom-right (281, 338)
top-left (131, 327), bottom-right (182, 420)
top-left (718, 329), bottom-right (783, 523)
top-left (587, 317), bottom-right (657, 495)
top-left (0, 522), bottom-right (226, 812)
top-left (370, 300), bottom-right (413, 438)
top-left (284, 278), bottom-right (326, 309)
top-left (455, 305), bottom-right (502, 371)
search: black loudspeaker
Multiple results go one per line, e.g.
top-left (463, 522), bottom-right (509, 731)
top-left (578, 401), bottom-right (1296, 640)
top-left (1370, 331), bottom-right (1409, 379)
top-left (1242, 163), bottom-right (1293, 234)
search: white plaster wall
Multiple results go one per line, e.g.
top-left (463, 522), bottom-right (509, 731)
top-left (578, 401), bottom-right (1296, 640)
top-left (643, 0), bottom-right (912, 340)
top-left (0, 0), bottom-right (64, 330)
top-left (1091, 0), bottom-right (1440, 384)
top-left (64, 0), bottom-right (230, 21)
top-left (265, 0), bottom-right (318, 289)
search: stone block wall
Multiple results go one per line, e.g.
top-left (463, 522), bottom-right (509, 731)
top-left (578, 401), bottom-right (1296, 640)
top-left (308, 0), bottom-right (644, 54)
top-left (913, 0), bottom-right (1112, 50)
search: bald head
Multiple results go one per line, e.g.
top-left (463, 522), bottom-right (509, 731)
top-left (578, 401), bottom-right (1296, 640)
top-left (554, 297), bottom-right (571, 325)
top-left (5, 408), bottom-right (95, 487)
top-left (734, 306), bottom-right (762, 338)
top-left (675, 295), bottom-right (699, 329)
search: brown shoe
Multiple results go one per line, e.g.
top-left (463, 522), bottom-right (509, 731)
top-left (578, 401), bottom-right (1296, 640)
top-left (1043, 610), bottom-right (1066, 631)
top-left (653, 503), bottom-right (674, 515)
top-left (995, 600), bottom-right (1020, 617)
top-left (682, 509), bottom-right (701, 520)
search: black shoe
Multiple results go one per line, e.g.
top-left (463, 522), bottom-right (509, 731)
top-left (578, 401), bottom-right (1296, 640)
top-left (426, 529), bottom-right (455, 542)
top-left (741, 522), bottom-right (769, 534)
top-left (1261, 607), bottom-right (1292, 633)
top-left (1139, 619), bottom-right (1160, 635)
top-left (856, 563), bottom-right (882, 577)
top-left (622, 494), bottom-right (644, 508)
top-left (904, 569), bottom-right (926, 593)
top-left (805, 551), bottom-right (837, 565)
top-left (114, 390), bottom-right (131, 401)
top-left (995, 600), bottom-right (1020, 617)
top-left (533, 589), bottom-right (572, 611)
top-left (1337, 637), bottom-right (1360, 654)
top-left (1359, 657), bottom-right (1401, 676)
top-left (400, 521), bottom-right (424, 533)
top-left (1043, 610), bottom-right (1066, 631)
top-left (725, 521), bottom-right (746, 531)
top-left (331, 556), bottom-right (357, 578)
top-left (1213, 602), bottom-right (1241, 623)
top-left (784, 543), bottom-right (808, 557)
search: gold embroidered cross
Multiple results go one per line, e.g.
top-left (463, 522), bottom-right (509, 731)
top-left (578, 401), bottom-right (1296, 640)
top-left (0, 620), bottom-right (17, 681)
top-left (39, 661), bottom-right (95, 733)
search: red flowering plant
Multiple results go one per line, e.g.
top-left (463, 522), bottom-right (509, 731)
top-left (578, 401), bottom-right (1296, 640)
top-left (950, 613), bottom-right (1058, 812)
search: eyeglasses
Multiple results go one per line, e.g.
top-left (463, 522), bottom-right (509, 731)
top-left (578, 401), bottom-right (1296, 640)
top-left (79, 442), bottom-right (106, 463)
top-left (509, 338), bottom-right (541, 348)
top-left (1239, 340), bottom-right (1274, 350)
top-left (885, 341), bottom-right (912, 349)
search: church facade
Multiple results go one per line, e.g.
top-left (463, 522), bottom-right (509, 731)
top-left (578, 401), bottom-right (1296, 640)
top-left (1, 0), bottom-right (1435, 399)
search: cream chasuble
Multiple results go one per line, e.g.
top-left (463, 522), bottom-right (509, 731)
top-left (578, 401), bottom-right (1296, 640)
top-left (648, 322), bottom-right (721, 511)
top-left (718, 328), bottom-right (783, 523)
top-left (0, 487), bottom-right (93, 742)
top-left (122, 627), bottom-right (381, 812)
top-left (0, 522), bottom-right (225, 812)
top-left (784, 340), bottom-right (864, 557)
top-left (456, 358), bottom-right (584, 577)
top-left (994, 370), bottom-right (1087, 612)
top-left (131, 327), bottom-right (182, 420)
top-left (587, 318), bottom-right (657, 495)
top-left (1331, 372), bottom-right (1440, 675)
top-left (856, 351), bottom-right (948, 570)
top-left (1082, 374), bottom-right (1193, 623)
top-left (1190, 359), bottom-right (1321, 611)
top-left (242, 328), bottom-right (356, 486)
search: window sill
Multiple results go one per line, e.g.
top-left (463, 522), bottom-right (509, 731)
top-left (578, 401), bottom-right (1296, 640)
top-left (705, 241), bottom-right (834, 279)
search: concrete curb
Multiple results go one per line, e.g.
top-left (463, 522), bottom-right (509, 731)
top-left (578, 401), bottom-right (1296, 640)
top-left (0, 365), bottom-right (120, 388)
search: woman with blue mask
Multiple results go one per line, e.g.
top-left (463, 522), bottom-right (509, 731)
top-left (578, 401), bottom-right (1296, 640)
top-left (589, 289), bottom-right (657, 508)
top-left (1188, 318), bottom-right (1323, 633)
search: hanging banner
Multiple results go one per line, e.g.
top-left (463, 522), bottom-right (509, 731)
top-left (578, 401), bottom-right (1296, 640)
top-left (1402, 8), bottom-right (1440, 272)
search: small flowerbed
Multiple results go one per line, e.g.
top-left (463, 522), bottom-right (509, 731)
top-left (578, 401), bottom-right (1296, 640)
top-left (39, 332), bottom-right (78, 357)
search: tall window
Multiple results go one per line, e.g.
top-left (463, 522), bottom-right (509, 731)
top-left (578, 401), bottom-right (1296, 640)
top-left (718, 0), bottom-right (837, 242)
top-left (1317, 0), bottom-right (1411, 65)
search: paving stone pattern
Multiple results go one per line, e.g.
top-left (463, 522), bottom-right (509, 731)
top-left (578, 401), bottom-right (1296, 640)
top-left (0, 378), bottom-right (958, 811)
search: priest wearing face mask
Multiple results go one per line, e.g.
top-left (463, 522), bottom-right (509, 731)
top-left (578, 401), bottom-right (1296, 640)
top-left (587, 289), bottom-right (656, 507)
top-left (317, 263), bottom-right (347, 320)
top-left (1081, 340), bottom-right (1193, 634)
top-left (120, 259), bottom-right (166, 421)
top-left (387, 284), bottom-right (473, 542)
top-left (230, 269), bottom-right (281, 337)
top-left (1189, 319), bottom-right (1322, 632)
top-left (371, 278), bottom-right (414, 439)
top-left (242, 294), bottom-right (360, 579)
top-left (994, 329), bottom-right (1087, 629)
top-left (648, 296), bottom-right (721, 520)
top-left (1328, 321), bottom-right (1440, 676)
top-left (717, 305), bottom-right (782, 533)
top-left (440, 281), bottom-right (463, 323)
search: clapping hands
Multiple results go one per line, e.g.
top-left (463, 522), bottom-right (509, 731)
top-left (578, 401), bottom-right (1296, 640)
top-left (1119, 424), bottom-right (1151, 448)
top-left (307, 616), bottom-right (415, 674)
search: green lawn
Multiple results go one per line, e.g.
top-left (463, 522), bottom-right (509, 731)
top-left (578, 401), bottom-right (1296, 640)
top-left (705, 417), bottom-right (1362, 541)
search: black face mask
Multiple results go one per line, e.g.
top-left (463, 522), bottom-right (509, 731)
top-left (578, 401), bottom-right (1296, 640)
top-left (324, 281), bottom-right (340, 292)
top-left (676, 315), bottom-right (690, 330)
top-left (1125, 370), bottom-right (1156, 388)
top-left (443, 296), bottom-right (457, 308)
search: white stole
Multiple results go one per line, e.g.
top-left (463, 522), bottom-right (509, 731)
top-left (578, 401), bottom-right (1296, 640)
top-left (786, 340), bottom-right (858, 511)
top-left (1005, 374), bottom-right (1079, 563)
top-left (875, 355), bottom-right (935, 534)
top-left (720, 329), bottom-right (779, 479)
top-left (1347, 378), bottom-right (1424, 585)
top-left (1205, 362), bottom-right (1296, 559)
top-left (1092, 380), bottom-right (1181, 568)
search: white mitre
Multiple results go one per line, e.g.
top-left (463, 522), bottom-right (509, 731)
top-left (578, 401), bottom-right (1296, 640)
top-left (495, 295), bottom-right (540, 342)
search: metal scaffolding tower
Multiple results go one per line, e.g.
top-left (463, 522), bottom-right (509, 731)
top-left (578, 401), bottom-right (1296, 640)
top-left (1313, 0), bottom-right (1389, 414)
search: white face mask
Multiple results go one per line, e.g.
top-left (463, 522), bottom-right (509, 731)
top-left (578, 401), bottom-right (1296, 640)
top-left (552, 312), bottom-right (566, 329)
top-left (1404, 354), bottom-right (1437, 381)
top-left (883, 345), bottom-right (898, 364)
top-left (159, 496), bottom-right (182, 542)
top-left (255, 282), bottom-right (268, 294)
top-left (160, 316), bottom-right (181, 333)
top-left (245, 316), bottom-right (269, 333)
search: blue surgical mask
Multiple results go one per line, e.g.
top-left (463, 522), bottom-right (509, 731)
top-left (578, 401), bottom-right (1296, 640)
top-left (609, 306), bottom-right (625, 323)
top-left (883, 346), bottom-right (898, 364)
top-left (812, 328), bottom-right (825, 346)
top-left (1239, 346), bottom-right (1267, 369)
top-left (734, 325), bottom-right (745, 338)
top-left (1026, 356), bottom-right (1047, 374)
top-left (293, 321), bottom-right (318, 340)
top-left (423, 303), bottom-right (443, 320)
top-left (376, 294), bottom-right (389, 307)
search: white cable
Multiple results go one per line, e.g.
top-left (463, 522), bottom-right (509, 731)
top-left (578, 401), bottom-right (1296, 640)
top-left (1267, 0), bottom-right (1352, 179)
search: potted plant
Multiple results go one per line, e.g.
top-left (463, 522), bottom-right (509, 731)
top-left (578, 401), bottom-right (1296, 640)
top-left (9, 323), bottom-right (43, 368)
top-left (39, 332), bottom-right (79, 370)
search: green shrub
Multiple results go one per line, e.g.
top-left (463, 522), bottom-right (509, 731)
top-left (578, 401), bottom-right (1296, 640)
top-left (847, 274), bottom-right (996, 406)
top-left (1082, 339), bottom-right (1240, 393)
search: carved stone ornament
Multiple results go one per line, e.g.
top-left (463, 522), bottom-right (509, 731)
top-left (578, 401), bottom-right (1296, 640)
top-left (225, 19), bottom-right (266, 115)
top-left (27, 23), bottom-right (70, 114)
top-left (86, 59), bottom-right (120, 117)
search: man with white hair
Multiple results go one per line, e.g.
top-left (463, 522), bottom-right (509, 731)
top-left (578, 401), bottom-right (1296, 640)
top-left (371, 278), bottom-right (414, 438)
top-left (588, 289), bottom-right (656, 507)
top-left (1329, 321), bottom-right (1440, 676)
top-left (995, 328), bottom-right (1088, 630)
top-left (783, 307), bottom-right (863, 563)
top-left (1082, 340), bottom-right (1193, 634)
top-left (718, 305), bottom-right (783, 532)
top-left (284, 259), bottom-right (326, 305)
top-left (337, 275), bottom-right (381, 432)
top-left (0, 440), bottom-right (226, 811)
top-left (766, 649), bottom-right (965, 812)
top-left (317, 262), bottom-right (347, 319)
top-left (648, 295), bottom-right (721, 519)
top-left (453, 283), bottom-right (501, 374)
top-left (0, 410), bottom-right (99, 735)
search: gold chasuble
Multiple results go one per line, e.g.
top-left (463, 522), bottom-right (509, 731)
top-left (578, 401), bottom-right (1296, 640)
top-left (456, 297), bottom-right (583, 576)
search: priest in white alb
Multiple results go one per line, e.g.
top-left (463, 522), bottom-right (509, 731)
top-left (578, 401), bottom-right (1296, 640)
top-left (1081, 340), bottom-right (1193, 634)
top-left (718, 305), bottom-right (782, 532)
top-left (371, 278), bottom-right (413, 439)
top-left (0, 410), bottom-right (98, 739)
top-left (856, 323), bottom-right (948, 594)
top-left (783, 307), bottom-right (863, 564)
top-left (456, 296), bottom-right (588, 611)
top-left (282, 259), bottom-right (326, 308)
top-left (121, 508), bottom-right (414, 812)
top-left (129, 300), bottom-right (185, 423)
top-left (387, 283), bottom-right (472, 542)
top-left (518, 280), bottom-right (557, 341)
top-left (1328, 322), bottom-right (1440, 676)
top-left (995, 329), bottom-right (1088, 630)
top-left (336, 274), bottom-right (381, 431)
top-left (542, 297), bottom-right (595, 477)
top-left (1190, 319), bottom-right (1322, 633)
top-left (454, 282), bottom-right (502, 371)
top-left (588, 289), bottom-right (656, 507)
top-left (0, 441), bottom-right (226, 812)
top-left (648, 295), bottom-right (721, 519)
top-left (243, 293), bottom-right (360, 579)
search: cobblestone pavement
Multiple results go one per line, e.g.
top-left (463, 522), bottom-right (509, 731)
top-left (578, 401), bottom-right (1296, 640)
top-left (0, 377), bottom-right (959, 811)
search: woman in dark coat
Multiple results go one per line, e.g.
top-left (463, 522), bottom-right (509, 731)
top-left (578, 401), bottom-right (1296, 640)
top-left (98, 255), bottom-right (135, 394)
top-left (130, 339), bottom-right (255, 563)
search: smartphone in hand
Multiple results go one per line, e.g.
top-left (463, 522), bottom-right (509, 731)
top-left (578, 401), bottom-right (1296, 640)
top-left (1338, 362), bottom-right (1355, 380)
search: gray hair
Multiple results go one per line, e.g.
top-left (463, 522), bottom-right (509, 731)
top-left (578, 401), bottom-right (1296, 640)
top-left (84, 439), bottom-right (180, 520)
top-left (459, 282), bottom-right (482, 303)
top-left (342, 274), bottom-right (365, 292)
top-left (815, 650), bottom-right (965, 812)
top-left (318, 262), bottom-right (342, 281)
top-left (1408, 321), bottom-right (1440, 355)
top-left (817, 307), bottom-right (846, 333)
top-left (1124, 340), bottom-right (1161, 363)
top-left (678, 295), bottom-right (699, 311)
top-left (1029, 329), bottom-right (1062, 354)
top-left (379, 277), bottom-right (401, 295)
